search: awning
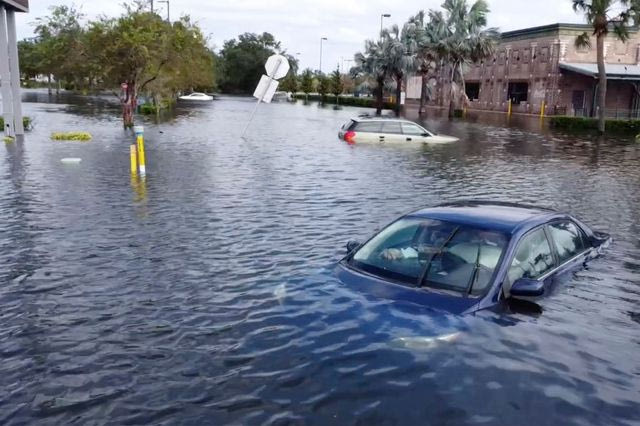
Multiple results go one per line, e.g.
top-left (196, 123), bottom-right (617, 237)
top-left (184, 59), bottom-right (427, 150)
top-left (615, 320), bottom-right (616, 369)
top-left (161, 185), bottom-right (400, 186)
top-left (559, 62), bottom-right (640, 81)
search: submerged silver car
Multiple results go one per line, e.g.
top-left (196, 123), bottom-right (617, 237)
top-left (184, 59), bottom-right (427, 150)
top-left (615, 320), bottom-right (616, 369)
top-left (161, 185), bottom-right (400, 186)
top-left (339, 116), bottom-right (459, 145)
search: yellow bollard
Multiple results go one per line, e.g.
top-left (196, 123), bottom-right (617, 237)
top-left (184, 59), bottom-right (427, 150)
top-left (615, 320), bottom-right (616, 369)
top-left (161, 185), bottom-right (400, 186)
top-left (130, 145), bottom-right (137, 175)
top-left (134, 126), bottom-right (146, 176)
top-left (507, 99), bottom-right (512, 117)
top-left (540, 100), bottom-right (546, 118)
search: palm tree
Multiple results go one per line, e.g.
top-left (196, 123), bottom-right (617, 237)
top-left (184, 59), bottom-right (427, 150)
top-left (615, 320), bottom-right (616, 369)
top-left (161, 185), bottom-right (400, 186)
top-left (573, 0), bottom-right (639, 134)
top-left (353, 39), bottom-right (387, 115)
top-left (439, 0), bottom-right (498, 117)
top-left (408, 10), bottom-right (448, 114)
top-left (381, 24), bottom-right (419, 116)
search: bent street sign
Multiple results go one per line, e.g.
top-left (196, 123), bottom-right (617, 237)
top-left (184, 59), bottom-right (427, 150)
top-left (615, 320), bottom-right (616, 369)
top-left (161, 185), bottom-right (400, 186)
top-left (0, 1), bottom-right (29, 12)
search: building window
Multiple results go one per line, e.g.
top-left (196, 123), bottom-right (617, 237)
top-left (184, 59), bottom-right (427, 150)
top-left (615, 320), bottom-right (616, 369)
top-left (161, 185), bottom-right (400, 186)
top-left (523, 48), bottom-right (530, 64)
top-left (513, 50), bottom-right (520, 62)
top-left (466, 82), bottom-right (480, 101)
top-left (499, 51), bottom-right (506, 65)
top-left (540, 47), bottom-right (549, 63)
top-left (508, 82), bottom-right (529, 103)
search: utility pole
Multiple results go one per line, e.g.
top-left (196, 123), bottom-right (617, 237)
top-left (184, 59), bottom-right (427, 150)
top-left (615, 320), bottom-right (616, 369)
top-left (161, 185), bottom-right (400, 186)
top-left (319, 37), bottom-right (327, 74)
top-left (150, 0), bottom-right (154, 13)
top-left (380, 13), bottom-right (391, 38)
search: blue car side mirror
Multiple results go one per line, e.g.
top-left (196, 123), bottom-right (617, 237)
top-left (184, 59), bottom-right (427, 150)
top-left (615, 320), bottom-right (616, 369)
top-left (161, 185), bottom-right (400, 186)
top-left (510, 278), bottom-right (545, 298)
top-left (346, 240), bottom-right (361, 254)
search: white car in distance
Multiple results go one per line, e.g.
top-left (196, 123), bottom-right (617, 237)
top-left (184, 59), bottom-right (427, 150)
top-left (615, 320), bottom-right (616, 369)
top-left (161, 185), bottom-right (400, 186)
top-left (338, 117), bottom-right (459, 144)
top-left (178, 92), bottom-right (214, 101)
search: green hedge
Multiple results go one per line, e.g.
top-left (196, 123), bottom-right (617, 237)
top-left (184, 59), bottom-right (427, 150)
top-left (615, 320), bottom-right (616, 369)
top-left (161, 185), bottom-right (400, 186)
top-left (0, 116), bottom-right (32, 131)
top-left (293, 94), bottom-right (395, 110)
top-left (549, 116), bottom-right (640, 133)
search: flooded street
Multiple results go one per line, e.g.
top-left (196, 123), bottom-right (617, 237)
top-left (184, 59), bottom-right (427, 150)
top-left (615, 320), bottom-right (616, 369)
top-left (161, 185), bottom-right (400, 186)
top-left (1, 92), bottom-right (639, 425)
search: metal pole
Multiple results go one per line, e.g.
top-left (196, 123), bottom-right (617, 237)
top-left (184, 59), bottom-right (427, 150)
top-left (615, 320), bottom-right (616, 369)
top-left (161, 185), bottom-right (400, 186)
top-left (319, 38), bottom-right (323, 74)
top-left (380, 14), bottom-right (390, 39)
top-left (150, 0), bottom-right (154, 13)
top-left (242, 59), bottom-right (282, 138)
top-left (7, 9), bottom-right (23, 135)
top-left (0, 6), bottom-right (15, 137)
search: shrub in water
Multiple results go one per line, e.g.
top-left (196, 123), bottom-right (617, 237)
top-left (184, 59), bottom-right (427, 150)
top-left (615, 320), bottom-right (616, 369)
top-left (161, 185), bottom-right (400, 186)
top-left (0, 116), bottom-right (32, 130)
top-left (550, 116), bottom-right (640, 133)
top-left (51, 132), bottom-right (93, 141)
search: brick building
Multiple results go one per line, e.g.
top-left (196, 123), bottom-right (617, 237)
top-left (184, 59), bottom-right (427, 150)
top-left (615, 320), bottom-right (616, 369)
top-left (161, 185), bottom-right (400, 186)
top-left (406, 23), bottom-right (640, 118)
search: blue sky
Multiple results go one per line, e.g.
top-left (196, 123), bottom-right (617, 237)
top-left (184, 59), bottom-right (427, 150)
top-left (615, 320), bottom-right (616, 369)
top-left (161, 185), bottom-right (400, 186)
top-left (14, 0), bottom-right (585, 73)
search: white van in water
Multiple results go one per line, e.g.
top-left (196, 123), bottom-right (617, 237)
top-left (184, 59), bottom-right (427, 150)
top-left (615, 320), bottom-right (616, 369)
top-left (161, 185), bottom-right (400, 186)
top-left (338, 116), bottom-right (459, 145)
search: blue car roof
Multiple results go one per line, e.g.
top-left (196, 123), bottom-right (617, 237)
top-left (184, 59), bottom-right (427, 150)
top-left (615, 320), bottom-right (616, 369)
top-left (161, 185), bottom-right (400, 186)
top-left (408, 200), bottom-right (558, 234)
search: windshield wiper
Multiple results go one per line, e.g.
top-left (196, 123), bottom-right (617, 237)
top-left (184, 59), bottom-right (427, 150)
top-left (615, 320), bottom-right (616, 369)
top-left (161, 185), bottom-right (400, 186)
top-left (465, 243), bottom-right (482, 294)
top-left (417, 227), bottom-right (459, 288)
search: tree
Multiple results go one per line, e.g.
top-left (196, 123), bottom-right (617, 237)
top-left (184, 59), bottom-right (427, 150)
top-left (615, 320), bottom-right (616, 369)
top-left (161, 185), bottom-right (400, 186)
top-left (218, 32), bottom-right (282, 93)
top-left (381, 24), bottom-right (418, 116)
top-left (17, 39), bottom-right (41, 80)
top-left (316, 72), bottom-right (330, 103)
top-left (353, 39), bottom-right (388, 115)
top-left (300, 68), bottom-right (314, 101)
top-left (437, 0), bottom-right (498, 118)
top-left (33, 5), bottom-right (85, 94)
top-left (407, 10), bottom-right (447, 115)
top-left (330, 66), bottom-right (344, 103)
top-left (280, 71), bottom-right (298, 94)
top-left (573, 0), bottom-right (640, 134)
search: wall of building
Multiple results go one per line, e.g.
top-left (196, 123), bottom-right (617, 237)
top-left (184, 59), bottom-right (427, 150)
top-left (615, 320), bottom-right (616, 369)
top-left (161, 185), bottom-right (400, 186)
top-left (407, 24), bottom-right (640, 116)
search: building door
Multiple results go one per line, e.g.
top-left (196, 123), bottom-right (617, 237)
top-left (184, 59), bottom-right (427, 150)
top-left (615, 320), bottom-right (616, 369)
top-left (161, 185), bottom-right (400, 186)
top-left (572, 90), bottom-right (585, 116)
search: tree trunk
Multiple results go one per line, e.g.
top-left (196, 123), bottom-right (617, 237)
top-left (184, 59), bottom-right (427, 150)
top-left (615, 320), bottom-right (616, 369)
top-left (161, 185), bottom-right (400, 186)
top-left (56, 79), bottom-right (61, 95)
top-left (47, 74), bottom-right (52, 95)
top-left (419, 72), bottom-right (427, 115)
top-left (448, 64), bottom-right (456, 118)
top-left (375, 76), bottom-right (384, 116)
top-left (122, 81), bottom-right (136, 129)
top-left (394, 73), bottom-right (402, 117)
top-left (596, 34), bottom-right (606, 134)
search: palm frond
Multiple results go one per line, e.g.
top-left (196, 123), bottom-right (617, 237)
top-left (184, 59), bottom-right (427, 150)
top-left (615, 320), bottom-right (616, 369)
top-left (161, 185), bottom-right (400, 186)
top-left (574, 31), bottom-right (592, 49)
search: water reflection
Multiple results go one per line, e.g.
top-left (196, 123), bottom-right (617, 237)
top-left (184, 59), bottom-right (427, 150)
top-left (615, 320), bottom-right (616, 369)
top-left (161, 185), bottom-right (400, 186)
top-left (0, 92), bottom-right (639, 425)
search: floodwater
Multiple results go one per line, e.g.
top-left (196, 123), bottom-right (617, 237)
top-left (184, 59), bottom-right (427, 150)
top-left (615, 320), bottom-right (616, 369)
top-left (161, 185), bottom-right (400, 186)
top-left (1, 91), bottom-right (639, 425)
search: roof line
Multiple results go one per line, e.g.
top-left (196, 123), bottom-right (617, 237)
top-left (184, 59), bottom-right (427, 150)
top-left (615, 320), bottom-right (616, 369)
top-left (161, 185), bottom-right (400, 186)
top-left (501, 22), bottom-right (639, 39)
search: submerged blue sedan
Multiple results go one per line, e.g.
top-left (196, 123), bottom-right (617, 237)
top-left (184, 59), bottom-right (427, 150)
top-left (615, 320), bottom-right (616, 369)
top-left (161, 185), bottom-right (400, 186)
top-left (337, 201), bottom-right (610, 315)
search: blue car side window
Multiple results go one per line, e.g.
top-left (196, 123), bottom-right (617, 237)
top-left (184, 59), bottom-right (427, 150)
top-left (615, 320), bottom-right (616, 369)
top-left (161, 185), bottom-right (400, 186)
top-left (547, 221), bottom-right (587, 264)
top-left (507, 228), bottom-right (555, 288)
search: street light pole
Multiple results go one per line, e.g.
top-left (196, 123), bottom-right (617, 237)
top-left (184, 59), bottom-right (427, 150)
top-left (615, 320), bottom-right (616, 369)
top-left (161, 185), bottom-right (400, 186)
top-left (380, 13), bottom-right (391, 37)
top-left (319, 37), bottom-right (327, 74)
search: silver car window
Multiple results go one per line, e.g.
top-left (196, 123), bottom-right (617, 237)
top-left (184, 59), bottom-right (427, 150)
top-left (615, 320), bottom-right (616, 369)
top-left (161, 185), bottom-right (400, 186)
top-left (381, 121), bottom-right (402, 134)
top-left (354, 122), bottom-right (382, 132)
top-left (401, 123), bottom-right (427, 136)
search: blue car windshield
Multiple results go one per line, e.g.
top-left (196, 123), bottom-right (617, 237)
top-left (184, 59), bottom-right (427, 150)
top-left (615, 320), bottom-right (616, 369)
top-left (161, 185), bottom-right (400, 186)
top-left (349, 218), bottom-right (508, 295)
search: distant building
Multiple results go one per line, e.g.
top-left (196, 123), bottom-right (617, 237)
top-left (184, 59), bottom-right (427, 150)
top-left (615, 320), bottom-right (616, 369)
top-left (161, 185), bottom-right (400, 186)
top-left (406, 23), bottom-right (640, 118)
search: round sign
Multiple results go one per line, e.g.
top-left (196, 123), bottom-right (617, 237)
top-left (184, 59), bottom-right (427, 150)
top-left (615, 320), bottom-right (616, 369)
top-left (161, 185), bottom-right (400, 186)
top-left (264, 54), bottom-right (290, 80)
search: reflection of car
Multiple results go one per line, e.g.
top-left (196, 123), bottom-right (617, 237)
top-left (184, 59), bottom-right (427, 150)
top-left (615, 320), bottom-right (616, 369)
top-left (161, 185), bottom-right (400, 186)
top-left (178, 92), bottom-right (214, 101)
top-left (337, 201), bottom-right (610, 314)
top-left (338, 116), bottom-right (459, 144)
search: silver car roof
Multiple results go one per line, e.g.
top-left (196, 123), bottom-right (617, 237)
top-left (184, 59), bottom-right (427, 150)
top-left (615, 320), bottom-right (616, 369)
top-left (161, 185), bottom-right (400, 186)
top-left (350, 116), bottom-right (419, 123)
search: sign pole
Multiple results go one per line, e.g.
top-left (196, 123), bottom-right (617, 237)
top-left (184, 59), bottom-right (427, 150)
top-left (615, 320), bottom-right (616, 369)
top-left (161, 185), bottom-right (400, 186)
top-left (241, 58), bottom-right (283, 138)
